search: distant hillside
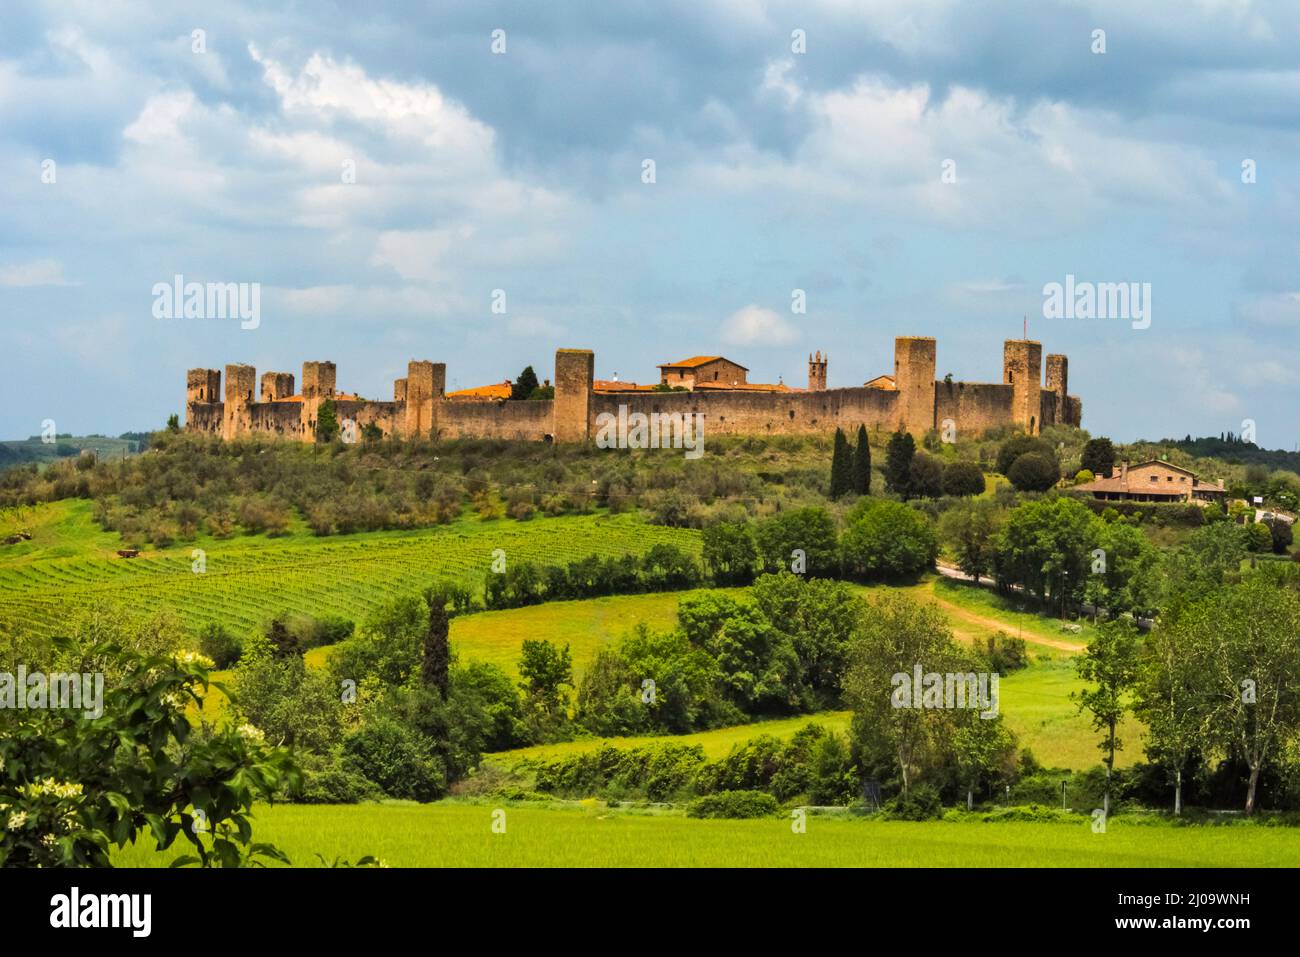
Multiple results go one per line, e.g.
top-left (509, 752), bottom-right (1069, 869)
top-left (0, 432), bottom-right (148, 468)
top-left (1145, 433), bottom-right (1300, 473)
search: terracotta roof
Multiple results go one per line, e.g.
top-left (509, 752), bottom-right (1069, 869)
top-left (1129, 459), bottom-right (1197, 476)
top-left (1075, 462), bottom-right (1226, 497)
top-left (1074, 475), bottom-right (1186, 497)
top-left (593, 380), bottom-right (657, 392)
top-left (447, 380), bottom-right (512, 400)
top-left (693, 381), bottom-right (795, 393)
top-left (657, 355), bottom-right (748, 371)
top-left (864, 375), bottom-right (896, 390)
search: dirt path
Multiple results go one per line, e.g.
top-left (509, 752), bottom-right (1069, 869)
top-left (926, 592), bottom-right (1086, 653)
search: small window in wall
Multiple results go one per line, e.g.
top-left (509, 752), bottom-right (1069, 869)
top-left (1150, 476), bottom-right (1158, 482)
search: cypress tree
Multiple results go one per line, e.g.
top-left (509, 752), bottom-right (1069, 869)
top-left (421, 589), bottom-right (451, 697)
top-left (830, 428), bottom-right (852, 499)
top-left (884, 429), bottom-right (916, 498)
top-left (852, 424), bottom-right (871, 494)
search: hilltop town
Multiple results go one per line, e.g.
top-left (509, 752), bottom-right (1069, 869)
top-left (185, 336), bottom-right (1082, 443)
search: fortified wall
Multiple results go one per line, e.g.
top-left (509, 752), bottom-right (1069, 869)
top-left (185, 337), bottom-right (1081, 444)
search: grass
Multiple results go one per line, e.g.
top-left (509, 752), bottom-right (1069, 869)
top-left (109, 801), bottom-right (1300, 867)
top-left (491, 712), bottom-right (853, 765)
top-left (0, 500), bottom-right (701, 638)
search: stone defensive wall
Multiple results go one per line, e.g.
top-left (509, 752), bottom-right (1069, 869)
top-left (184, 337), bottom-right (1081, 445)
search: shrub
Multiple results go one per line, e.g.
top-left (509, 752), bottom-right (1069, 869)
top-left (341, 717), bottom-right (447, 801)
top-left (1007, 452), bottom-right (1060, 492)
top-left (296, 753), bottom-right (383, 804)
top-left (974, 631), bottom-right (1029, 672)
top-left (941, 461), bottom-right (986, 497)
top-left (908, 453), bottom-right (944, 498)
top-left (535, 744), bottom-right (707, 801)
top-left (996, 436), bottom-right (1055, 476)
top-left (198, 622), bottom-right (241, 668)
top-left (687, 790), bottom-right (780, 819)
top-left (882, 783), bottom-right (942, 820)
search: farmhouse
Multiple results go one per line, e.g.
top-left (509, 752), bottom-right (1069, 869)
top-left (1074, 460), bottom-right (1226, 504)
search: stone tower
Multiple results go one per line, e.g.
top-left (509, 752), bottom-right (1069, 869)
top-left (187, 368), bottom-right (221, 405)
top-left (1003, 339), bottom-right (1043, 435)
top-left (893, 336), bottom-right (937, 435)
top-left (260, 371), bottom-right (295, 402)
top-left (300, 361), bottom-right (337, 442)
top-left (185, 368), bottom-right (221, 428)
top-left (553, 348), bottom-right (595, 443)
top-left (222, 364), bottom-right (256, 440)
top-left (1045, 354), bottom-right (1068, 427)
top-left (403, 360), bottom-right (446, 440)
top-left (807, 351), bottom-right (828, 391)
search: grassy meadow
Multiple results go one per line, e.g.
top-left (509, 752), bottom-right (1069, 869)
top-left (109, 801), bottom-right (1300, 868)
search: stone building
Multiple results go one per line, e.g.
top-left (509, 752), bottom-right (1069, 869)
top-left (185, 336), bottom-right (1081, 444)
top-left (1074, 461), bottom-right (1226, 504)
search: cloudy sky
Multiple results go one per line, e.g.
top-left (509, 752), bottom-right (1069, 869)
top-left (2, 0), bottom-right (1298, 443)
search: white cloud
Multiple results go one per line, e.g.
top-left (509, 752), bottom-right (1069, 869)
top-left (1235, 292), bottom-right (1300, 328)
top-left (721, 304), bottom-right (798, 346)
top-left (0, 259), bottom-right (77, 287)
top-left (694, 70), bottom-right (1240, 239)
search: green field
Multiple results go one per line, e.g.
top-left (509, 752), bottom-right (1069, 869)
top-left (0, 500), bottom-right (701, 637)
top-left (492, 711), bottom-right (854, 764)
top-left (108, 802), bottom-right (1300, 867)
top-left (216, 578), bottom-right (1128, 771)
top-left (4, 499), bottom-right (1139, 771)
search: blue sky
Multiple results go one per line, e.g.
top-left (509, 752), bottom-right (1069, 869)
top-left (2, 0), bottom-right (1298, 443)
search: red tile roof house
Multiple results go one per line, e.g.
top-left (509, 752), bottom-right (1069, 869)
top-left (1074, 460), bottom-right (1227, 504)
top-left (654, 356), bottom-right (795, 392)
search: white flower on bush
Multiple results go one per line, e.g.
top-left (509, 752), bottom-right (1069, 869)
top-left (237, 723), bottom-right (265, 744)
top-left (175, 650), bottom-right (215, 669)
top-left (22, 778), bottom-right (83, 800)
top-left (6, 811), bottom-right (28, 830)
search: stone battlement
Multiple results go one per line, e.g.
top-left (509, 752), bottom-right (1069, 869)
top-left (184, 338), bottom-right (1081, 444)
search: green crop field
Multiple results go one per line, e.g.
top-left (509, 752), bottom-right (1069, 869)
top-left (0, 500), bottom-right (701, 638)
top-left (108, 801), bottom-right (1300, 867)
